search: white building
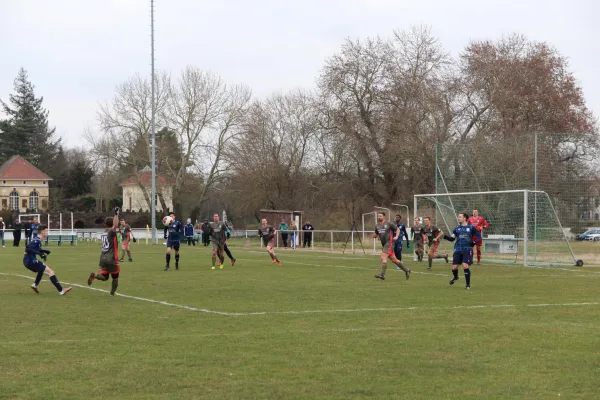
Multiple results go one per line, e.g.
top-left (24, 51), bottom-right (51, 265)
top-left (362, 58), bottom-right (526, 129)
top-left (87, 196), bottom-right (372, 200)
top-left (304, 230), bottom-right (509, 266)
top-left (120, 167), bottom-right (173, 212)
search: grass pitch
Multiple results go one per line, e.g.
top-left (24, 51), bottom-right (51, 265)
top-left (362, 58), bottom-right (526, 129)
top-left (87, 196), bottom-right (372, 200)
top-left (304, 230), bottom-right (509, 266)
top-left (1, 241), bottom-right (600, 399)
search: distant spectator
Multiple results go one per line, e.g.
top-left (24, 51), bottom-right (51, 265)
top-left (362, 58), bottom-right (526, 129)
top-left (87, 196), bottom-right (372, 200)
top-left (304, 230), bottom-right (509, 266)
top-left (303, 220), bottom-right (314, 248)
top-left (13, 221), bottom-right (22, 247)
top-left (279, 219), bottom-right (289, 247)
top-left (290, 221), bottom-right (298, 249)
top-left (201, 220), bottom-right (211, 246)
top-left (0, 217), bottom-right (5, 248)
top-left (184, 218), bottom-right (195, 246)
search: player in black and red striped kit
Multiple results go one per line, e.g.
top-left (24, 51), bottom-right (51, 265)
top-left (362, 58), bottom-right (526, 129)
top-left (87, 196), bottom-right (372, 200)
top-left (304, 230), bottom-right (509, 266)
top-left (88, 208), bottom-right (121, 295)
top-left (259, 219), bottom-right (281, 266)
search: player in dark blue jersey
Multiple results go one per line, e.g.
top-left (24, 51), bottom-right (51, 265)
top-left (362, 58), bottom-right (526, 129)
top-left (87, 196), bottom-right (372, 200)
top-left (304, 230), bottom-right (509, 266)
top-left (164, 212), bottom-right (183, 271)
top-left (393, 215), bottom-right (410, 270)
top-left (23, 225), bottom-right (72, 295)
top-left (30, 217), bottom-right (40, 242)
top-left (446, 212), bottom-right (482, 290)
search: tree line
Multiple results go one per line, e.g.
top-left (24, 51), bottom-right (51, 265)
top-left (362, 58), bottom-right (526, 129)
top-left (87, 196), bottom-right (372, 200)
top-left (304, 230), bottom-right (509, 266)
top-left (3, 27), bottom-right (598, 227)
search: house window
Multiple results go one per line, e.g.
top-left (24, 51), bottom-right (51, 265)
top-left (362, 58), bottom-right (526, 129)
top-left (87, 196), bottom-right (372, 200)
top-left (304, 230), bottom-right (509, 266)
top-left (2, 180), bottom-right (5, 184)
top-left (22, 199), bottom-right (27, 208)
top-left (41, 199), bottom-right (48, 209)
top-left (23, 181), bottom-right (27, 185)
top-left (1, 199), bottom-right (7, 209)
top-left (9, 190), bottom-right (19, 210)
top-left (43, 181), bottom-right (46, 184)
top-left (29, 191), bottom-right (39, 210)
top-left (129, 196), bottom-right (132, 211)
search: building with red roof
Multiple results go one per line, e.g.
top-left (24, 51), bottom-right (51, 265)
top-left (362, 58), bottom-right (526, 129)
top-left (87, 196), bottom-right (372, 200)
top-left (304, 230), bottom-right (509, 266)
top-left (120, 166), bottom-right (173, 212)
top-left (0, 155), bottom-right (51, 212)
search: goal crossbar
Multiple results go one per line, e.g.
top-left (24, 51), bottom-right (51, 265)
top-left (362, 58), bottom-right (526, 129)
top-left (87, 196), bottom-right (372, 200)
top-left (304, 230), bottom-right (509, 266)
top-left (413, 189), bottom-right (582, 267)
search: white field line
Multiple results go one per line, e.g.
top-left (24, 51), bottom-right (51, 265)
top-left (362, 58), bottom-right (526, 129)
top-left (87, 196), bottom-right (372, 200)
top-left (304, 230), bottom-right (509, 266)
top-left (2, 272), bottom-right (600, 318)
top-left (0, 326), bottom-right (420, 346)
top-left (248, 258), bottom-right (600, 279)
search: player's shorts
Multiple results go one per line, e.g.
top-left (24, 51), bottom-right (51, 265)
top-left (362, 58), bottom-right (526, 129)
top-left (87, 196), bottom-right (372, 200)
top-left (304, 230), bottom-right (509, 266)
top-left (263, 238), bottom-right (274, 248)
top-left (427, 241), bottom-right (439, 254)
top-left (99, 257), bottom-right (120, 274)
top-left (122, 240), bottom-right (130, 248)
top-left (452, 249), bottom-right (473, 265)
top-left (166, 240), bottom-right (180, 251)
top-left (24, 259), bottom-right (46, 273)
top-left (382, 243), bottom-right (393, 256)
top-left (212, 241), bottom-right (225, 252)
top-left (413, 241), bottom-right (424, 251)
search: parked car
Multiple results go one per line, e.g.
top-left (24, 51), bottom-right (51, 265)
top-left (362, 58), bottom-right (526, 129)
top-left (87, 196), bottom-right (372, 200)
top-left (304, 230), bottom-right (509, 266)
top-left (576, 228), bottom-right (600, 241)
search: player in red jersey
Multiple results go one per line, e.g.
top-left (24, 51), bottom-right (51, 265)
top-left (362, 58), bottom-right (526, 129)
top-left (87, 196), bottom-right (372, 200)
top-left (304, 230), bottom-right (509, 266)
top-left (467, 209), bottom-right (489, 264)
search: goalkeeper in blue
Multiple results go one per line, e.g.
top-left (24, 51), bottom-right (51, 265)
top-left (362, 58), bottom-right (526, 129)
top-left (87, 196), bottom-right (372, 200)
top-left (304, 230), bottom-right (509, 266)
top-left (446, 212), bottom-right (482, 290)
top-left (23, 225), bottom-right (72, 295)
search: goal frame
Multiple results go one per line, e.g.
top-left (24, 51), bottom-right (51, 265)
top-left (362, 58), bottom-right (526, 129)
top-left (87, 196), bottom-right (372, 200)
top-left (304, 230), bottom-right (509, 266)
top-left (18, 214), bottom-right (41, 224)
top-left (413, 189), bottom-right (582, 267)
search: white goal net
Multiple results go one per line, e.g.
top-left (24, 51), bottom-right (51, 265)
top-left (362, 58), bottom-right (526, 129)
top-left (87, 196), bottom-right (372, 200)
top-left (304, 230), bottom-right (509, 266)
top-left (413, 190), bottom-right (582, 267)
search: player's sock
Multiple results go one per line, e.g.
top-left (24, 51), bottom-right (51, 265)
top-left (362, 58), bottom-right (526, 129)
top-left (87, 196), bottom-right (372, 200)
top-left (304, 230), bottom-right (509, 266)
top-left (166, 253), bottom-right (171, 266)
top-left (452, 269), bottom-right (459, 279)
top-left (110, 279), bottom-right (118, 295)
top-left (219, 254), bottom-right (225, 264)
top-left (126, 250), bottom-right (132, 260)
top-left (464, 268), bottom-right (471, 286)
top-left (212, 256), bottom-right (216, 266)
top-left (381, 263), bottom-right (387, 276)
top-left (49, 275), bottom-right (63, 292)
top-left (175, 254), bottom-right (180, 266)
top-left (428, 257), bottom-right (433, 270)
top-left (224, 246), bottom-right (234, 260)
top-left (34, 270), bottom-right (44, 287)
top-left (395, 261), bottom-right (409, 273)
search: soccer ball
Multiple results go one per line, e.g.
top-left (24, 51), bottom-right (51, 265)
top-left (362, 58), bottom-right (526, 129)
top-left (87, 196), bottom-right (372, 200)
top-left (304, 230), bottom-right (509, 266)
top-left (162, 215), bottom-right (173, 227)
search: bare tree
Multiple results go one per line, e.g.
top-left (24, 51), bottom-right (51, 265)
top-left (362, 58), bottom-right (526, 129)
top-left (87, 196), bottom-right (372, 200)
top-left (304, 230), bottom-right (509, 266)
top-left (163, 66), bottom-right (252, 215)
top-left (86, 72), bottom-right (171, 211)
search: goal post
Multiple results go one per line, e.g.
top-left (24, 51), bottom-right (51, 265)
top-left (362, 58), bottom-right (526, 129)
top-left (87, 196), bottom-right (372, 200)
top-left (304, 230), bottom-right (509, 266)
top-left (17, 214), bottom-right (41, 224)
top-left (413, 190), bottom-right (583, 267)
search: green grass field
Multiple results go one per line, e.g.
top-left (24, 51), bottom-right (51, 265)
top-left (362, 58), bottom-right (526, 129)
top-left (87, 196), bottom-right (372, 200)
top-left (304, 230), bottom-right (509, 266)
top-left (1, 241), bottom-right (600, 399)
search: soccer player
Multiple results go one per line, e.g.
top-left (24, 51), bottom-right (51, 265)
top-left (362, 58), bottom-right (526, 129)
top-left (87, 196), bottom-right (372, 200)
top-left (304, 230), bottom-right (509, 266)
top-left (210, 213), bottom-right (227, 269)
top-left (31, 216), bottom-right (40, 238)
top-left (184, 218), bottom-right (196, 246)
top-left (26, 217), bottom-right (40, 245)
top-left (446, 212), bottom-right (482, 290)
top-left (23, 225), bottom-right (72, 295)
top-left (222, 221), bottom-right (236, 265)
top-left (119, 218), bottom-right (133, 262)
top-left (0, 217), bottom-right (5, 248)
top-left (88, 208), bottom-right (121, 295)
top-left (373, 212), bottom-right (411, 280)
top-left (259, 218), bottom-right (281, 266)
top-left (467, 209), bottom-right (489, 264)
top-left (164, 212), bottom-right (183, 271)
top-left (393, 215), bottom-right (410, 270)
top-left (423, 217), bottom-right (448, 270)
top-left (411, 217), bottom-right (426, 262)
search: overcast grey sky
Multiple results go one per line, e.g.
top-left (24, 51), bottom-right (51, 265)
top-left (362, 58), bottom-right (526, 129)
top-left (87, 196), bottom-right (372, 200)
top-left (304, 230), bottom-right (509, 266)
top-left (0, 0), bottom-right (597, 148)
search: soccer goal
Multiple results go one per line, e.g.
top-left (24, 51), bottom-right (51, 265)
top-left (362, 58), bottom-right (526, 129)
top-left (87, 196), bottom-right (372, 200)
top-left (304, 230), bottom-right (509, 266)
top-left (18, 214), bottom-right (41, 224)
top-left (413, 190), bottom-right (583, 267)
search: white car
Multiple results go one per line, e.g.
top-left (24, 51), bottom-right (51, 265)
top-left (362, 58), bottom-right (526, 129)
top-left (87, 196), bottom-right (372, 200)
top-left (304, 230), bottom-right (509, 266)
top-left (586, 233), bottom-right (600, 242)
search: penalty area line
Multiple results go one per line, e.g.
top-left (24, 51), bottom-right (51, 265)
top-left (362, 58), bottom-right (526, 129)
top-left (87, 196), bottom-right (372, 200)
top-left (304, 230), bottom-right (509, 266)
top-left (2, 272), bottom-right (600, 317)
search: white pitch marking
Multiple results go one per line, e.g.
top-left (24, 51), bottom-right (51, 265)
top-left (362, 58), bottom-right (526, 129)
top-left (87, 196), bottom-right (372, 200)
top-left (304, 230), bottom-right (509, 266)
top-left (3, 272), bottom-right (600, 317)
